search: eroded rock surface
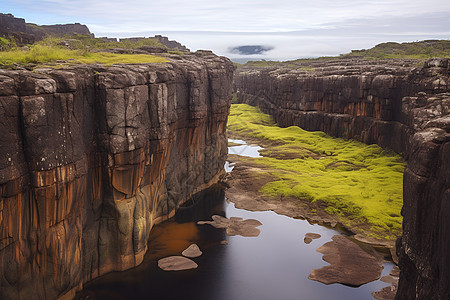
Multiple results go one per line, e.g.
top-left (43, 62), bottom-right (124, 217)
top-left (234, 58), bottom-right (449, 299)
top-left (308, 235), bottom-right (383, 286)
top-left (198, 215), bottom-right (262, 237)
top-left (0, 52), bottom-right (234, 299)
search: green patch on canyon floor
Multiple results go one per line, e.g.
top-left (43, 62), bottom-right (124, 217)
top-left (227, 104), bottom-right (405, 240)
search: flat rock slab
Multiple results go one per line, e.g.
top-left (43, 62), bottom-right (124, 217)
top-left (158, 256), bottom-right (198, 271)
top-left (308, 235), bottom-right (382, 286)
top-left (198, 215), bottom-right (262, 237)
top-left (304, 232), bottom-right (322, 244)
top-left (182, 244), bottom-right (202, 258)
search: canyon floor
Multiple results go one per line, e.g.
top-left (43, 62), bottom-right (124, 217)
top-left (225, 104), bottom-right (405, 250)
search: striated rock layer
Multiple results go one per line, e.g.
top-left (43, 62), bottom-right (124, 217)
top-left (0, 52), bottom-right (234, 299)
top-left (234, 58), bottom-right (449, 299)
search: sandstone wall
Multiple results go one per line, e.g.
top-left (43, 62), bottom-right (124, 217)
top-left (0, 53), bottom-right (234, 299)
top-left (234, 58), bottom-right (449, 299)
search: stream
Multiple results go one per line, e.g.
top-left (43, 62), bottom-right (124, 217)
top-left (76, 139), bottom-right (394, 300)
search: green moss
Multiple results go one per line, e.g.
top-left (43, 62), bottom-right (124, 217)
top-left (228, 104), bottom-right (405, 240)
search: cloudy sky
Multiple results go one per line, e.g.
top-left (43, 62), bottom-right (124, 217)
top-left (3, 0), bottom-right (450, 61)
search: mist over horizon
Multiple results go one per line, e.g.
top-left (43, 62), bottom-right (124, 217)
top-left (96, 28), bottom-right (450, 63)
top-left (84, 9), bottom-right (450, 62)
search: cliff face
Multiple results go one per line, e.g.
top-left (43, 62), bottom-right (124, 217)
top-left (234, 58), bottom-right (449, 299)
top-left (0, 53), bottom-right (234, 299)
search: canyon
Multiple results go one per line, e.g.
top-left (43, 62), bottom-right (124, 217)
top-left (0, 52), bottom-right (234, 299)
top-left (0, 24), bottom-right (448, 299)
top-left (234, 58), bottom-right (449, 299)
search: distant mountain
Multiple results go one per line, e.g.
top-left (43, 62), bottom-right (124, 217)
top-left (230, 45), bottom-right (273, 55)
top-left (0, 13), bottom-right (92, 45)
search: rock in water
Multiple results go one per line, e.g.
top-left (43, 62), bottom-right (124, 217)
top-left (158, 256), bottom-right (198, 271)
top-left (198, 215), bottom-right (262, 237)
top-left (372, 276), bottom-right (399, 300)
top-left (182, 244), bottom-right (202, 258)
top-left (304, 232), bottom-right (321, 244)
top-left (308, 235), bottom-right (382, 286)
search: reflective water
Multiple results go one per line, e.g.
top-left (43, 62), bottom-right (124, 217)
top-left (224, 161), bottom-right (235, 172)
top-left (228, 138), bottom-right (263, 158)
top-left (76, 185), bottom-right (393, 300)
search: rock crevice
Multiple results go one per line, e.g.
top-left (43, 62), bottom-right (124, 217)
top-left (234, 58), bottom-right (449, 299)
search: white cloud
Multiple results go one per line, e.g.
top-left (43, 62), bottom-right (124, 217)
top-left (3, 0), bottom-right (450, 60)
top-left (7, 0), bottom-right (450, 32)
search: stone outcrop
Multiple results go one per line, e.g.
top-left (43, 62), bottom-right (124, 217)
top-left (154, 35), bottom-right (190, 52)
top-left (119, 36), bottom-right (190, 52)
top-left (0, 13), bottom-right (92, 46)
top-left (0, 52), bottom-right (234, 299)
top-left (234, 58), bottom-right (449, 299)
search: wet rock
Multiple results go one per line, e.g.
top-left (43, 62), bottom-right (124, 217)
top-left (198, 215), bottom-right (262, 237)
top-left (304, 233), bottom-right (321, 244)
top-left (390, 266), bottom-right (400, 277)
top-left (182, 244), bottom-right (202, 258)
top-left (381, 275), bottom-right (399, 285)
top-left (372, 276), bottom-right (399, 300)
top-left (158, 256), bottom-right (198, 271)
top-left (308, 235), bottom-right (382, 286)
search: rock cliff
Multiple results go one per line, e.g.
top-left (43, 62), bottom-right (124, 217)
top-left (0, 52), bottom-right (234, 299)
top-left (234, 58), bottom-right (449, 299)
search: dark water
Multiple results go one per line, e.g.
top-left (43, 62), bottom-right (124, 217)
top-left (75, 185), bottom-right (393, 300)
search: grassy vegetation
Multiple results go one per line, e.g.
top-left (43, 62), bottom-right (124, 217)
top-left (59, 34), bottom-right (166, 50)
top-left (228, 104), bottom-right (405, 240)
top-left (344, 40), bottom-right (450, 59)
top-left (0, 35), bottom-right (169, 68)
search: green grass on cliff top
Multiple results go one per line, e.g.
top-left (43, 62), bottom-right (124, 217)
top-left (228, 104), bottom-right (405, 240)
top-left (0, 36), bottom-right (168, 68)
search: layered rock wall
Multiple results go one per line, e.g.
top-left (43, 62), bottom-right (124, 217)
top-left (0, 53), bottom-right (234, 299)
top-left (234, 58), bottom-right (449, 299)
